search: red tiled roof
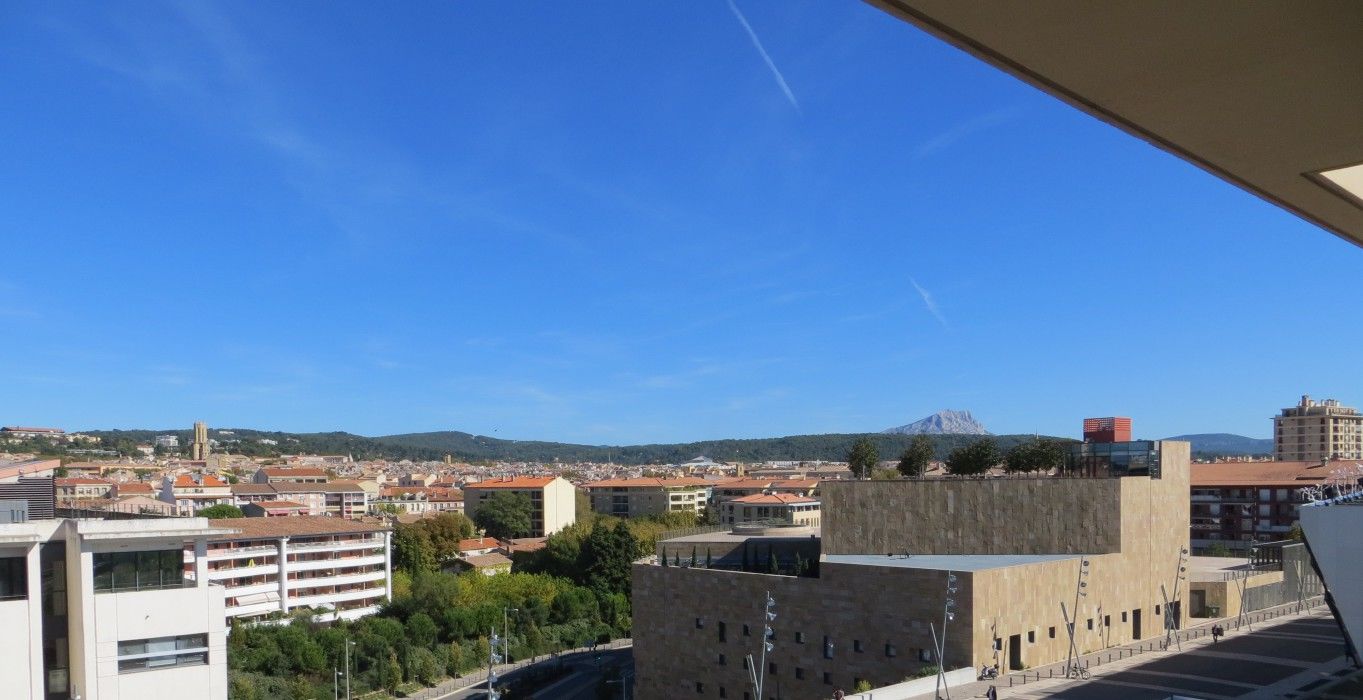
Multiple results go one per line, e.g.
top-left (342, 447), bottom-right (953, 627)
top-left (251, 500), bottom-right (308, 509)
top-left (463, 552), bottom-right (513, 568)
top-left (583, 477), bottom-right (711, 488)
top-left (261, 467), bottom-right (328, 477)
top-left (1191, 460), bottom-right (1335, 487)
top-left (730, 493), bottom-right (819, 505)
top-left (715, 479), bottom-right (776, 490)
top-left (458, 537), bottom-right (500, 552)
top-left (464, 476), bottom-right (557, 489)
top-left (115, 483), bottom-right (156, 494)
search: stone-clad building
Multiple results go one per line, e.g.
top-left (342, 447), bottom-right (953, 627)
top-left (632, 440), bottom-right (1191, 699)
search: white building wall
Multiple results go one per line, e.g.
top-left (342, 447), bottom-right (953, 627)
top-left (92, 586), bottom-right (228, 700)
top-left (541, 478), bottom-right (577, 536)
top-left (1301, 503), bottom-right (1363, 662)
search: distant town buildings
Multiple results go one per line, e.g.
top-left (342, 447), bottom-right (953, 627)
top-left (582, 477), bottom-right (711, 518)
top-left (462, 476), bottom-right (576, 537)
top-left (1274, 395), bottom-right (1363, 461)
top-left (1189, 460), bottom-right (1336, 552)
top-left (0, 426), bottom-right (65, 439)
top-left (720, 492), bottom-right (821, 527)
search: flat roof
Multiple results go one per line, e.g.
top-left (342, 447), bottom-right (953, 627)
top-left (663, 527), bottom-right (821, 544)
top-left (823, 552), bottom-right (1080, 572)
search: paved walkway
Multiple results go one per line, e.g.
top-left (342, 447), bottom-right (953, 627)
top-left (908, 599), bottom-right (1342, 699)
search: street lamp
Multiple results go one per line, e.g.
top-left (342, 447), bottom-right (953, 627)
top-left (504, 607), bottom-right (519, 665)
top-left (345, 639), bottom-right (356, 700)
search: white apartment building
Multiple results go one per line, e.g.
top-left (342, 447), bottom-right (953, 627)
top-left (0, 517), bottom-right (231, 700)
top-left (720, 493), bottom-right (822, 528)
top-left (159, 474), bottom-right (233, 511)
top-left (582, 477), bottom-right (711, 518)
top-left (462, 476), bottom-right (576, 537)
top-left (229, 482), bottom-right (369, 519)
top-left (1274, 395), bottom-right (1363, 461)
top-left (200, 516), bottom-right (391, 622)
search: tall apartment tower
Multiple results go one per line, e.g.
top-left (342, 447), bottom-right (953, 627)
top-left (1274, 395), bottom-right (1363, 461)
top-left (191, 421), bottom-right (210, 460)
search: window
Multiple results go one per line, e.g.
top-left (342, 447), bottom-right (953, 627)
top-left (1104, 615), bottom-right (1111, 628)
top-left (718, 654), bottom-right (726, 666)
top-left (696, 617), bottom-right (704, 629)
top-left (718, 621), bottom-right (726, 642)
top-left (823, 636), bottom-right (833, 659)
top-left (823, 672), bottom-right (832, 685)
top-left (719, 688), bottom-right (726, 699)
top-left (917, 648), bottom-right (934, 662)
top-left (1048, 627), bottom-right (1056, 639)
top-left (742, 657), bottom-right (750, 670)
top-left (1086, 619), bottom-right (1093, 631)
top-left (696, 681), bottom-right (704, 693)
top-left (853, 639), bottom-right (863, 653)
top-left (768, 662), bottom-right (777, 675)
top-left (1155, 605), bottom-right (1161, 615)
top-left (795, 631), bottom-right (805, 644)
top-left (743, 624), bottom-right (751, 637)
top-left (1027, 631), bottom-right (1035, 644)
top-left (1121, 612), bottom-right (1128, 623)
top-left (117, 634), bottom-right (208, 673)
top-left (795, 667), bottom-right (805, 680)
top-left (93, 549), bottom-right (185, 593)
top-left (884, 643), bottom-right (897, 657)
top-left (0, 557), bottom-right (26, 600)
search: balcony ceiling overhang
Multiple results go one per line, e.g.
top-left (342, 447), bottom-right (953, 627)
top-left (866, 0), bottom-right (1363, 247)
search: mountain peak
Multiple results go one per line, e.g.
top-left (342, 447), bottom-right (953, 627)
top-left (882, 410), bottom-right (991, 436)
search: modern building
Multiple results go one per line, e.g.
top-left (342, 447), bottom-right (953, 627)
top-left (190, 421), bottom-right (210, 461)
top-left (720, 493), bottom-right (821, 528)
top-left (252, 467), bottom-right (328, 485)
top-left (0, 516), bottom-right (232, 700)
top-left (229, 482), bottom-right (369, 519)
top-left (1273, 395), bottom-right (1363, 461)
top-left (1298, 479), bottom-right (1363, 669)
top-left (1188, 460), bottom-right (1338, 553)
top-left (200, 516), bottom-right (391, 623)
top-left (582, 477), bottom-right (711, 518)
top-left (462, 476), bottom-right (576, 537)
top-left (633, 439), bottom-right (1192, 699)
top-left (1083, 417), bottom-right (1132, 444)
top-left (154, 435), bottom-right (179, 449)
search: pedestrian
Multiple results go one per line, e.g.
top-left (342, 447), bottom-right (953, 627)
top-left (986, 685), bottom-right (998, 700)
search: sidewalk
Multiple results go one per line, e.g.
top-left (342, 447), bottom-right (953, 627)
top-left (401, 637), bottom-right (633, 700)
top-left (908, 597), bottom-right (1327, 699)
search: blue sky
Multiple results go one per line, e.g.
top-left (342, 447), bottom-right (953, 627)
top-left (2, 1), bottom-right (1359, 444)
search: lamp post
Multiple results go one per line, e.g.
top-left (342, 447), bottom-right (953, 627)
top-left (1160, 546), bottom-right (1189, 650)
top-left (345, 639), bottom-right (356, 700)
top-left (931, 570), bottom-right (957, 699)
top-left (487, 627), bottom-right (504, 700)
top-left (504, 607), bottom-right (519, 665)
top-left (1061, 558), bottom-right (1090, 677)
top-left (745, 591), bottom-right (776, 700)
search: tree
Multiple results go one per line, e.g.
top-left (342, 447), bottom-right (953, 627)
top-left (422, 512), bottom-right (477, 560)
top-left (945, 437), bottom-right (1001, 476)
top-left (473, 492), bottom-right (534, 539)
top-left (897, 434), bottom-right (934, 478)
top-left (870, 468), bottom-right (900, 481)
top-left (198, 504), bottom-right (244, 519)
top-left (393, 523), bottom-right (437, 574)
top-left (847, 437), bottom-right (879, 479)
top-left (1004, 438), bottom-right (1066, 474)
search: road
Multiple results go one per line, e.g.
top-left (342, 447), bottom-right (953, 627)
top-left (433, 647), bottom-right (633, 700)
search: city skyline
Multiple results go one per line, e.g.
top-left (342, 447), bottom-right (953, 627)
top-left (4, 1), bottom-right (1361, 444)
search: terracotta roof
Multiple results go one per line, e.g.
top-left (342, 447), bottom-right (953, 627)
top-left (231, 484), bottom-right (277, 495)
top-left (715, 479), bottom-right (776, 490)
top-left (729, 493), bottom-right (820, 505)
top-left (771, 479), bottom-right (820, 489)
top-left (272, 481), bottom-right (364, 493)
top-left (583, 477), bottom-right (711, 488)
top-left (207, 515), bottom-right (388, 540)
top-left (1191, 460), bottom-right (1336, 487)
top-left (506, 537), bottom-right (547, 553)
top-left (458, 537), bottom-right (500, 552)
top-left (115, 482), bottom-right (156, 494)
top-left (250, 500), bottom-right (308, 509)
top-left (55, 477), bottom-right (112, 486)
top-left (260, 467), bottom-right (328, 477)
top-left (464, 476), bottom-right (557, 489)
top-left (463, 552), bottom-right (513, 568)
top-left (173, 474), bottom-right (227, 488)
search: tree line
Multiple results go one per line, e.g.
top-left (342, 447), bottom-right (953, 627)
top-left (846, 434), bottom-right (1071, 478)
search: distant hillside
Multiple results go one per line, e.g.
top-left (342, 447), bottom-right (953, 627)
top-left (75, 427), bottom-right (1064, 466)
top-left (1163, 433), bottom-right (1273, 457)
top-left (883, 409), bottom-right (990, 436)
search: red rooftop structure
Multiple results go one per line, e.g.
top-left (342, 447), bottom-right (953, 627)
top-left (1083, 417), bottom-right (1132, 443)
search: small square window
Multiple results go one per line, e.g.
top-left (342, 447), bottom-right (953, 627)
top-left (884, 643), bottom-right (897, 657)
top-left (823, 636), bottom-right (834, 659)
top-left (795, 667), bottom-right (805, 680)
top-left (718, 621), bottom-right (726, 642)
top-left (1104, 615), bottom-right (1111, 628)
top-left (696, 617), bottom-right (705, 629)
top-left (1122, 611), bottom-right (1128, 623)
top-left (768, 662), bottom-right (777, 675)
top-left (1155, 604), bottom-right (1162, 615)
top-left (696, 681), bottom-right (705, 693)
top-left (917, 648), bottom-right (934, 662)
top-left (823, 672), bottom-right (832, 685)
top-left (719, 688), bottom-right (727, 699)
top-left (853, 639), bottom-right (864, 653)
top-left (1048, 626), bottom-right (1056, 639)
top-left (743, 657), bottom-right (750, 670)
top-left (743, 624), bottom-right (751, 637)
top-left (1086, 619), bottom-right (1094, 631)
top-left (795, 631), bottom-right (805, 644)
top-left (718, 653), bottom-right (726, 665)
top-left (1027, 631), bottom-right (1035, 644)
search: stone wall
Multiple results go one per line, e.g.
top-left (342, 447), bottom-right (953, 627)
top-left (821, 476), bottom-right (1123, 556)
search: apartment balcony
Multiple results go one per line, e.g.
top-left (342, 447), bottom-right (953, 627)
top-left (205, 544), bottom-right (278, 560)
top-left (286, 569), bottom-right (386, 590)
top-left (291, 585), bottom-right (387, 608)
top-left (1190, 494), bottom-right (1221, 502)
top-left (218, 580), bottom-right (279, 598)
top-left (288, 553), bottom-right (386, 572)
top-left (287, 538), bottom-right (384, 554)
top-left (207, 562), bottom-right (280, 579)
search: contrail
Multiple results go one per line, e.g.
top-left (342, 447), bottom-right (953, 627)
top-left (910, 277), bottom-right (948, 328)
top-left (726, 0), bottom-right (799, 111)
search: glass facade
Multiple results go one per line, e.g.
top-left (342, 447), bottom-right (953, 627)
top-left (93, 549), bottom-right (186, 593)
top-left (117, 633), bottom-right (209, 673)
top-left (40, 543), bottom-right (68, 700)
top-left (1065, 441), bottom-right (1162, 479)
top-left (0, 556), bottom-right (25, 600)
